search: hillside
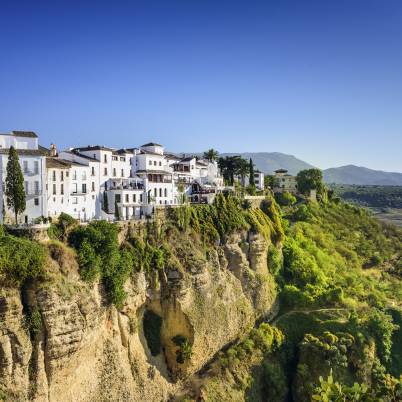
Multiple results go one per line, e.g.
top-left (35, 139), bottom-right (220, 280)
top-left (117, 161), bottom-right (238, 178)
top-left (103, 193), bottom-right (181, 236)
top-left (323, 165), bottom-right (402, 185)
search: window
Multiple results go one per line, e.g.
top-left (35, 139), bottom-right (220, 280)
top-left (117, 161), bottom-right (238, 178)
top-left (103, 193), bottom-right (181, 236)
top-left (91, 166), bottom-right (95, 176)
top-left (115, 194), bottom-right (121, 203)
top-left (164, 188), bottom-right (167, 197)
top-left (66, 171), bottom-right (69, 177)
top-left (73, 183), bottom-right (77, 194)
top-left (91, 182), bottom-right (95, 191)
top-left (140, 194), bottom-right (143, 202)
top-left (104, 154), bottom-right (107, 163)
top-left (34, 161), bottom-right (39, 174)
top-left (154, 188), bottom-right (157, 197)
top-left (52, 170), bottom-right (56, 181)
top-left (104, 167), bottom-right (107, 176)
top-left (112, 156), bottom-right (118, 161)
top-left (113, 168), bottom-right (116, 177)
top-left (159, 188), bottom-right (162, 197)
top-left (120, 157), bottom-right (125, 161)
top-left (149, 160), bottom-right (152, 166)
top-left (159, 161), bottom-right (162, 166)
top-left (73, 197), bottom-right (78, 204)
top-left (73, 170), bottom-right (77, 180)
top-left (121, 169), bottom-right (124, 177)
top-left (34, 198), bottom-right (39, 206)
top-left (23, 161), bottom-right (28, 173)
top-left (82, 172), bottom-right (86, 180)
top-left (61, 184), bottom-right (64, 195)
top-left (125, 194), bottom-right (129, 202)
top-left (154, 161), bottom-right (157, 166)
top-left (82, 184), bottom-right (87, 193)
top-left (133, 194), bottom-right (136, 203)
top-left (61, 171), bottom-right (64, 181)
top-left (53, 183), bottom-right (56, 195)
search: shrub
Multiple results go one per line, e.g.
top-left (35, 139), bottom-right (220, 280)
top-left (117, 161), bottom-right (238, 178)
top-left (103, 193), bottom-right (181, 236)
top-left (275, 191), bottom-right (297, 206)
top-left (0, 234), bottom-right (46, 287)
top-left (69, 221), bottom-right (132, 307)
top-left (172, 335), bottom-right (193, 364)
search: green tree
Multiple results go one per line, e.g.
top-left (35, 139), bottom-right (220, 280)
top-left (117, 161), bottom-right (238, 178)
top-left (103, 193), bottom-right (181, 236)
top-left (264, 175), bottom-right (277, 189)
top-left (249, 158), bottom-right (255, 186)
top-left (296, 168), bottom-right (324, 196)
top-left (203, 148), bottom-right (219, 162)
top-left (5, 146), bottom-right (26, 224)
top-left (103, 191), bottom-right (109, 212)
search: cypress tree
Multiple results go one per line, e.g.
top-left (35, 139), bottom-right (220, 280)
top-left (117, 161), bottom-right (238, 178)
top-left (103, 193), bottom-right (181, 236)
top-left (5, 146), bottom-right (26, 224)
top-left (249, 158), bottom-right (255, 186)
top-left (103, 191), bottom-right (109, 212)
top-left (114, 200), bottom-right (120, 220)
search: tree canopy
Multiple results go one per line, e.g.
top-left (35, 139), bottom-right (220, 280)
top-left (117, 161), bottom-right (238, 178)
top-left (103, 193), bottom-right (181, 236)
top-left (296, 168), bottom-right (324, 195)
top-left (203, 148), bottom-right (219, 162)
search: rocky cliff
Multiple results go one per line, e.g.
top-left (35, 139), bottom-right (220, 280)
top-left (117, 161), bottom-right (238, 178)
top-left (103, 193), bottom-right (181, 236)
top-left (0, 206), bottom-right (280, 401)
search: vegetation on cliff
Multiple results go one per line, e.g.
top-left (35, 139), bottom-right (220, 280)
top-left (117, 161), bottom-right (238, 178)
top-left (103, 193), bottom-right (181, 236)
top-left (185, 197), bottom-right (402, 401)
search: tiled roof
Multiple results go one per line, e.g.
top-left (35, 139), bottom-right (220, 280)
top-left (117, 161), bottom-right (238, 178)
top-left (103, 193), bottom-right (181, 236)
top-left (74, 145), bottom-right (113, 152)
top-left (67, 150), bottom-right (99, 162)
top-left (46, 158), bottom-right (72, 169)
top-left (11, 131), bottom-right (38, 138)
top-left (141, 142), bottom-right (163, 147)
top-left (0, 148), bottom-right (47, 156)
top-left (179, 156), bottom-right (195, 162)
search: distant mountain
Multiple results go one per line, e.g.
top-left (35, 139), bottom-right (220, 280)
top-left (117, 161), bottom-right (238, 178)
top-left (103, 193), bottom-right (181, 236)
top-left (185, 151), bottom-right (402, 185)
top-left (220, 152), bottom-right (314, 175)
top-left (323, 165), bottom-right (402, 185)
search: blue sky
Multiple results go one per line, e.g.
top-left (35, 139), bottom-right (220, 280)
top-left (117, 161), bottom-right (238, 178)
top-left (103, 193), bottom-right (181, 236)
top-left (1, 0), bottom-right (401, 172)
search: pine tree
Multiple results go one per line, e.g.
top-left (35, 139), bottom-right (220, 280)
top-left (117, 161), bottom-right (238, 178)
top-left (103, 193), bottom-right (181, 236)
top-left (249, 158), bottom-right (255, 185)
top-left (5, 146), bottom-right (26, 224)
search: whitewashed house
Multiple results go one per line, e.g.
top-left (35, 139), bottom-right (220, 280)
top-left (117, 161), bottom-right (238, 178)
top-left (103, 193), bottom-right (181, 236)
top-left (46, 157), bottom-right (71, 219)
top-left (132, 143), bottom-right (175, 206)
top-left (0, 131), bottom-right (47, 224)
top-left (58, 150), bottom-right (100, 220)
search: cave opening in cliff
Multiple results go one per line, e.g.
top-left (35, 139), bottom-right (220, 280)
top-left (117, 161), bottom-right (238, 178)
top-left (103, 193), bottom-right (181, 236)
top-left (143, 309), bottom-right (162, 356)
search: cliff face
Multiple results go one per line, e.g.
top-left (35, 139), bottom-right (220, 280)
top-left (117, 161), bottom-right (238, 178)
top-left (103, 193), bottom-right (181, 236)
top-left (0, 226), bottom-right (278, 401)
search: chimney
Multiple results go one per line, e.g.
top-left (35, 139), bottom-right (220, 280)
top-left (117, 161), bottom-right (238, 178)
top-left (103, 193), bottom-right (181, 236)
top-left (50, 143), bottom-right (57, 157)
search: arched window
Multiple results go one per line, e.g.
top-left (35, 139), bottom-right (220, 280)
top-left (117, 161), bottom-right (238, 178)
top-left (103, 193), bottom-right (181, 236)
top-left (164, 188), bottom-right (167, 197)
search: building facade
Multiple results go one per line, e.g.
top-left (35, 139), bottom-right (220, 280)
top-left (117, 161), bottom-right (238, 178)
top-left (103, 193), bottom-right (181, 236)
top-left (0, 131), bottom-right (226, 224)
top-left (0, 131), bottom-right (47, 224)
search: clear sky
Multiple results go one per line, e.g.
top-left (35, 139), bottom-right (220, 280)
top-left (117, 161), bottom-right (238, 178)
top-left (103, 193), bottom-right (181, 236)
top-left (1, 0), bottom-right (401, 172)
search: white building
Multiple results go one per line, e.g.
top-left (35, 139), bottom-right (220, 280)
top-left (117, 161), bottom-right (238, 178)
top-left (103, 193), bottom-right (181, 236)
top-left (241, 170), bottom-right (265, 191)
top-left (0, 131), bottom-right (226, 223)
top-left (0, 131), bottom-right (47, 224)
top-left (132, 143), bottom-right (175, 206)
top-left (58, 150), bottom-right (101, 220)
top-left (104, 178), bottom-right (144, 220)
top-left (46, 158), bottom-right (71, 219)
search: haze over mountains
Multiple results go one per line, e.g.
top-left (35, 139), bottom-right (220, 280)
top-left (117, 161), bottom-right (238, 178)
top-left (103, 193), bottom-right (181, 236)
top-left (219, 152), bottom-right (402, 185)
